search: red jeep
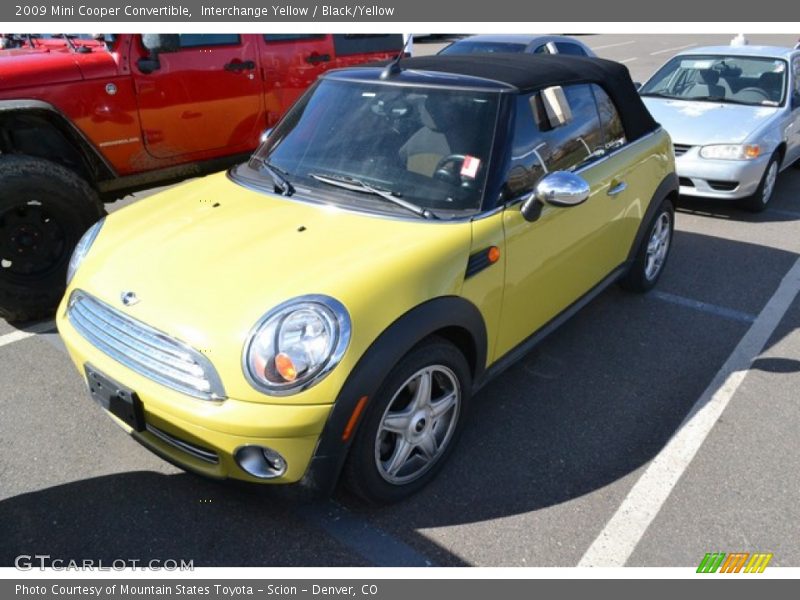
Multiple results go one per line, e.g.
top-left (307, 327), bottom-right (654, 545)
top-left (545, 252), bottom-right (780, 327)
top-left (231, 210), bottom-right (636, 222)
top-left (0, 33), bottom-right (403, 321)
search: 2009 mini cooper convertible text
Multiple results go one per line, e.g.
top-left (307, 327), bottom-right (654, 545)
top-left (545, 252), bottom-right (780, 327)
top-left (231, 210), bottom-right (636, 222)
top-left (58, 55), bottom-right (678, 503)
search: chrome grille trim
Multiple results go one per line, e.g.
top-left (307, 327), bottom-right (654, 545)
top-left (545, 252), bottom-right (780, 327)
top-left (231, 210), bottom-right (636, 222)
top-left (145, 424), bottom-right (219, 464)
top-left (68, 290), bottom-right (225, 401)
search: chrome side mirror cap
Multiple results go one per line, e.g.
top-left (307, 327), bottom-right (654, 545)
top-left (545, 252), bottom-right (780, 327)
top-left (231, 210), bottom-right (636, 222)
top-left (259, 128), bottom-right (274, 145)
top-left (521, 171), bottom-right (591, 221)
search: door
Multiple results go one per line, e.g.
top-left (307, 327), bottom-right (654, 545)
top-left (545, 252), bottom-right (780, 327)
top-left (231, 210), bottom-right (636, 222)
top-left (785, 54), bottom-right (800, 165)
top-left (259, 34), bottom-right (335, 127)
top-left (133, 34), bottom-right (262, 159)
top-left (495, 84), bottom-right (638, 357)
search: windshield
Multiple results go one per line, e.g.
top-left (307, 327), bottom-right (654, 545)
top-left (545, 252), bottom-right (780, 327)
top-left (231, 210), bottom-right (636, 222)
top-left (242, 78), bottom-right (500, 217)
top-left (640, 54), bottom-right (787, 106)
top-left (440, 41), bottom-right (527, 55)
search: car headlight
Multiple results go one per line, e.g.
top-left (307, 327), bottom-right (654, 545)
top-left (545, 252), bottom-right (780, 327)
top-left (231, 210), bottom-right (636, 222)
top-left (699, 144), bottom-right (761, 160)
top-left (243, 295), bottom-right (351, 395)
top-left (66, 218), bottom-right (105, 284)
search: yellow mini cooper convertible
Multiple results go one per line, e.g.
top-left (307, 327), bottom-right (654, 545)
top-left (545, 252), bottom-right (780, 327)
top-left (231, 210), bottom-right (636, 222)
top-left (59, 54), bottom-right (678, 503)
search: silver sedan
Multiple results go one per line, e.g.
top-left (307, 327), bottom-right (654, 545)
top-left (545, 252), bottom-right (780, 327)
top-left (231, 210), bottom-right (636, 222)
top-left (640, 45), bottom-right (800, 211)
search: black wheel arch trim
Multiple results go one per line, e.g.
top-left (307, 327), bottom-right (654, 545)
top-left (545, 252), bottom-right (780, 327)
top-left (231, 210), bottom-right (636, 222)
top-left (626, 171), bottom-right (678, 263)
top-left (0, 99), bottom-right (116, 182)
top-left (299, 295), bottom-right (487, 495)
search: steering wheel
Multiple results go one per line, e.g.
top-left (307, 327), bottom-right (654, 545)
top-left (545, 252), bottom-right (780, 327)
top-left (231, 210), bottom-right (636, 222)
top-left (433, 154), bottom-right (467, 183)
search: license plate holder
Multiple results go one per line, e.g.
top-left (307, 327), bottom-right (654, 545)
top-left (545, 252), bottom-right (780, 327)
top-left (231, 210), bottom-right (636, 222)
top-left (85, 364), bottom-right (145, 432)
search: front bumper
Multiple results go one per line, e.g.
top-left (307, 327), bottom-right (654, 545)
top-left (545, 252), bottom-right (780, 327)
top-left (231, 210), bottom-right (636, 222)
top-left (57, 310), bottom-right (334, 485)
top-left (675, 147), bottom-right (769, 200)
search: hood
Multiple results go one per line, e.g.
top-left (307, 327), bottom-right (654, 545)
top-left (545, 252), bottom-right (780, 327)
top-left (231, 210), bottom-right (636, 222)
top-left (0, 51), bottom-right (83, 90)
top-left (73, 172), bottom-right (472, 397)
top-left (642, 97), bottom-right (780, 145)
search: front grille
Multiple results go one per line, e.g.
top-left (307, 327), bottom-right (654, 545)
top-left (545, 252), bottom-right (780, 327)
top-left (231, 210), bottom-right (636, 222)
top-left (707, 180), bottom-right (739, 192)
top-left (673, 144), bottom-right (693, 157)
top-left (68, 290), bottom-right (225, 401)
top-left (146, 424), bottom-right (219, 464)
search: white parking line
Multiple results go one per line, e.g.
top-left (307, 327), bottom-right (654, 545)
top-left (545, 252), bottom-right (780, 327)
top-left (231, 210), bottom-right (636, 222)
top-left (650, 43), bottom-right (696, 56)
top-left (0, 321), bottom-right (56, 348)
top-left (579, 256), bottom-right (800, 567)
top-left (591, 40), bottom-right (637, 51)
top-left (619, 58), bottom-right (638, 64)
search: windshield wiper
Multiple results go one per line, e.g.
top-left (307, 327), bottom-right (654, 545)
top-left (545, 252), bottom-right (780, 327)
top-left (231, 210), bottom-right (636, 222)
top-left (309, 173), bottom-right (437, 220)
top-left (258, 159), bottom-right (294, 196)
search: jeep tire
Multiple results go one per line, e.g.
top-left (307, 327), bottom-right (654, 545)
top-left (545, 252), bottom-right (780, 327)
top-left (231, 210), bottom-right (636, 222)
top-left (0, 155), bottom-right (103, 322)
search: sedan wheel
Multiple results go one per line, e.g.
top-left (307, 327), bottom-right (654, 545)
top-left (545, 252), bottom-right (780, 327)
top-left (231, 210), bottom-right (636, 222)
top-left (741, 154), bottom-right (780, 212)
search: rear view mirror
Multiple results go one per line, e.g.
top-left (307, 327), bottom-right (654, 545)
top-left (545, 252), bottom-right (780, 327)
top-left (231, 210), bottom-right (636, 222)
top-left (541, 86), bottom-right (573, 129)
top-left (521, 171), bottom-right (590, 220)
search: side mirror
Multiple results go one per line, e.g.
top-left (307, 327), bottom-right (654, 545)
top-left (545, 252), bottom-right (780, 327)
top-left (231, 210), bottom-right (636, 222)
top-left (259, 128), bottom-right (274, 145)
top-left (138, 34), bottom-right (180, 74)
top-left (520, 171), bottom-right (590, 220)
top-left (141, 34), bottom-right (180, 54)
top-left (792, 91), bottom-right (800, 110)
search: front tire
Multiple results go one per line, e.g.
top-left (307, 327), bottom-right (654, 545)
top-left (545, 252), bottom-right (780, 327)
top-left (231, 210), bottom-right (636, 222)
top-left (740, 153), bottom-right (779, 212)
top-left (0, 155), bottom-right (103, 322)
top-left (619, 199), bottom-right (674, 293)
top-left (343, 337), bottom-right (471, 504)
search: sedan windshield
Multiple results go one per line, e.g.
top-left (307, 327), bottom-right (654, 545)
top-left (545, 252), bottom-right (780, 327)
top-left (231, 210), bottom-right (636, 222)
top-left (640, 55), bottom-right (787, 106)
top-left (242, 79), bottom-right (500, 217)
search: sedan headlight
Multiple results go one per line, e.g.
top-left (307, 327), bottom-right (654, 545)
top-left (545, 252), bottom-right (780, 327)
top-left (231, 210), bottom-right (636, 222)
top-left (243, 295), bottom-right (351, 395)
top-left (66, 218), bottom-right (105, 284)
top-left (699, 144), bottom-right (761, 160)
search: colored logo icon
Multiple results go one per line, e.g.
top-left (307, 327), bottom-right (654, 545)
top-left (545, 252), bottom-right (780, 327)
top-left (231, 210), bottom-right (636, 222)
top-left (697, 552), bottom-right (773, 573)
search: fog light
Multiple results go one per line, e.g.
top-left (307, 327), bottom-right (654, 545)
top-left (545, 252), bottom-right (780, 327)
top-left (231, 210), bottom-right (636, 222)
top-left (234, 445), bottom-right (287, 479)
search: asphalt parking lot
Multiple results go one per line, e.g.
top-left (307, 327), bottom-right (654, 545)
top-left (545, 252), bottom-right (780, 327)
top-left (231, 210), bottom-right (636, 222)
top-left (2, 33), bottom-right (799, 569)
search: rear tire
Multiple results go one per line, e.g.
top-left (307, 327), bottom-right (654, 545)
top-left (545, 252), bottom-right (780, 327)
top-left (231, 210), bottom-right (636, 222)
top-left (619, 198), bottom-right (674, 293)
top-left (0, 155), bottom-right (103, 322)
top-left (739, 154), bottom-right (779, 213)
top-left (342, 337), bottom-right (471, 505)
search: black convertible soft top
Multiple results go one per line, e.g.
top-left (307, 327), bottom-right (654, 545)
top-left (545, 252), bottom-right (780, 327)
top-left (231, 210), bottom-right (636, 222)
top-left (357, 54), bottom-right (659, 142)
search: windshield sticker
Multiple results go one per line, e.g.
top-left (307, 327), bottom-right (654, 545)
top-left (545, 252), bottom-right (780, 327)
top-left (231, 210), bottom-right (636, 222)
top-left (461, 155), bottom-right (481, 179)
top-left (773, 62), bottom-right (785, 73)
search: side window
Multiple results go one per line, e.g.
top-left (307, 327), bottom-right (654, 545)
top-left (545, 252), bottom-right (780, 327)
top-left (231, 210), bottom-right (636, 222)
top-left (178, 34), bottom-right (240, 48)
top-left (263, 34), bottom-right (325, 42)
top-left (332, 34), bottom-right (404, 56)
top-left (554, 42), bottom-right (587, 56)
top-left (591, 84), bottom-right (627, 149)
top-left (794, 57), bottom-right (800, 95)
top-left (503, 84), bottom-right (604, 200)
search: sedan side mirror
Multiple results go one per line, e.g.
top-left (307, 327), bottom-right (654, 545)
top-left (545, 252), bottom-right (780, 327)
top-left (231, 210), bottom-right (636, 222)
top-left (521, 171), bottom-right (591, 221)
top-left (792, 91), bottom-right (800, 110)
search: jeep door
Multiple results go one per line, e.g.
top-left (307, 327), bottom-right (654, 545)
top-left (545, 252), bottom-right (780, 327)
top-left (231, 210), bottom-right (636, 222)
top-left (259, 35), bottom-right (337, 128)
top-left (495, 84), bottom-right (642, 356)
top-left (132, 34), bottom-right (263, 159)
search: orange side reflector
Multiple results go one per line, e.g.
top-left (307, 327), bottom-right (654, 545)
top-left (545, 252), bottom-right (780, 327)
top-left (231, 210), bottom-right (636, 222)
top-left (487, 246), bottom-right (501, 263)
top-left (342, 396), bottom-right (369, 441)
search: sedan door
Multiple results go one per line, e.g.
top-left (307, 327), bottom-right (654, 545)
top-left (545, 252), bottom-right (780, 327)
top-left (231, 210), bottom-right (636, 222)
top-left (494, 84), bottom-right (641, 358)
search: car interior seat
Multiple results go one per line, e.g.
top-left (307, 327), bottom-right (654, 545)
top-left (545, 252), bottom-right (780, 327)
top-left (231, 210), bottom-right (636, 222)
top-left (686, 69), bottom-right (726, 98)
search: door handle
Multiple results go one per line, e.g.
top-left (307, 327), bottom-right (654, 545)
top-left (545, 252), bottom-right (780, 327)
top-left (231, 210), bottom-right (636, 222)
top-left (305, 53), bottom-right (331, 65)
top-left (224, 59), bottom-right (256, 72)
top-left (607, 181), bottom-right (628, 196)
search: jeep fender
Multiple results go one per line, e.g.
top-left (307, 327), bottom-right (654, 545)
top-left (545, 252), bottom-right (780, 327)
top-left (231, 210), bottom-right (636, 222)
top-left (0, 99), bottom-right (115, 182)
top-left (300, 295), bottom-right (487, 494)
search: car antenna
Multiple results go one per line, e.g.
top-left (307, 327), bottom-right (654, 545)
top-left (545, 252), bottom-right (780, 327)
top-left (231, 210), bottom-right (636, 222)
top-left (380, 35), bottom-right (413, 80)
